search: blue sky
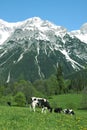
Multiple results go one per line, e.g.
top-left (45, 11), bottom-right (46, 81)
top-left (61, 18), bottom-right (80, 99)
top-left (0, 0), bottom-right (87, 31)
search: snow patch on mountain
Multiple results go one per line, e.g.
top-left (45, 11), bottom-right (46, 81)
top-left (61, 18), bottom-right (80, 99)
top-left (0, 17), bottom-right (67, 45)
top-left (60, 49), bottom-right (85, 69)
top-left (70, 23), bottom-right (87, 43)
top-left (0, 50), bottom-right (7, 58)
top-left (6, 71), bottom-right (10, 83)
top-left (70, 30), bottom-right (87, 43)
top-left (0, 17), bottom-right (87, 45)
top-left (0, 19), bottom-right (23, 45)
top-left (35, 32), bottom-right (50, 41)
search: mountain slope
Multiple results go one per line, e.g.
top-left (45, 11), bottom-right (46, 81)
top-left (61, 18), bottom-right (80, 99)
top-left (0, 17), bottom-right (87, 83)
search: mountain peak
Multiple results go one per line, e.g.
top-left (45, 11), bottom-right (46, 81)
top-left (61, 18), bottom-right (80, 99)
top-left (70, 22), bottom-right (87, 43)
top-left (80, 23), bottom-right (87, 34)
top-left (0, 17), bottom-right (87, 45)
top-left (26, 16), bottom-right (42, 21)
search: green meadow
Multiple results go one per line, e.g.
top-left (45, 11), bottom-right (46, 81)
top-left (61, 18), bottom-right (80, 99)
top-left (0, 94), bottom-right (87, 130)
top-left (49, 93), bottom-right (83, 109)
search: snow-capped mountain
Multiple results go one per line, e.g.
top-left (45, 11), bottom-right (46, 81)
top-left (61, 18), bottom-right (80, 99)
top-left (70, 23), bottom-right (87, 43)
top-left (0, 17), bottom-right (87, 45)
top-left (0, 17), bottom-right (87, 83)
top-left (0, 17), bottom-right (67, 45)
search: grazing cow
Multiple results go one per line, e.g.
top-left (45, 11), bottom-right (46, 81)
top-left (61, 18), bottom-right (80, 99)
top-left (63, 109), bottom-right (75, 115)
top-left (30, 97), bottom-right (52, 113)
top-left (54, 107), bottom-right (62, 113)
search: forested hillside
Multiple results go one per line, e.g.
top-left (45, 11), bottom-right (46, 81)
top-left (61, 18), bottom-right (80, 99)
top-left (0, 65), bottom-right (87, 109)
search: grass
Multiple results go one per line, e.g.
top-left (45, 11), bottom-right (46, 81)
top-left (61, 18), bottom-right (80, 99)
top-left (49, 93), bottom-right (83, 109)
top-left (0, 94), bottom-right (87, 130)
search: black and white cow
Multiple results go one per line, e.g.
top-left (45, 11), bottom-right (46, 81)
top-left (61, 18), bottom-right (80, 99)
top-left (30, 97), bottom-right (52, 113)
top-left (63, 109), bottom-right (75, 115)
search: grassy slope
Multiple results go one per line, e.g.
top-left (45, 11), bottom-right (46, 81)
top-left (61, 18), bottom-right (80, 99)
top-left (0, 94), bottom-right (87, 130)
top-left (49, 93), bottom-right (82, 109)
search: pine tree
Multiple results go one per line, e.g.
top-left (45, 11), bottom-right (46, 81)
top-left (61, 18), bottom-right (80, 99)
top-left (56, 64), bottom-right (65, 94)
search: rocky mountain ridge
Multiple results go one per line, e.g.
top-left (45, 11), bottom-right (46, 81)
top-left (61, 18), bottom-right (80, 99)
top-left (0, 17), bottom-right (87, 83)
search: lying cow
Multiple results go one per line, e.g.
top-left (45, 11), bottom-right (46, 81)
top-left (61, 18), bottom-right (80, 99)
top-left (30, 97), bottom-right (52, 113)
top-left (63, 109), bottom-right (75, 115)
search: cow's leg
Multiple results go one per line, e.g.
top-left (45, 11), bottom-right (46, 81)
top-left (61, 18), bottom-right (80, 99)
top-left (41, 107), bottom-right (47, 113)
top-left (32, 103), bottom-right (36, 112)
top-left (30, 102), bottom-right (36, 112)
top-left (41, 108), bottom-right (44, 113)
top-left (33, 105), bottom-right (36, 112)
